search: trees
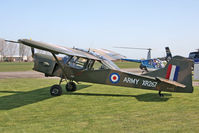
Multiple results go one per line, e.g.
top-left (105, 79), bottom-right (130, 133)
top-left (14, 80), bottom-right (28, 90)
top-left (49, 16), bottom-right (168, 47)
top-left (19, 43), bottom-right (31, 61)
top-left (0, 39), bottom-right (6, 61)
top-left (0, 39), bottom-right (31, 62)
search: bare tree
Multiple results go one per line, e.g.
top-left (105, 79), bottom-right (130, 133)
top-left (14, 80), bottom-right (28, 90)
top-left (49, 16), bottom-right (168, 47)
top-left (7, 42), bottom-right (18, 57)
top-left (0, 39), bottom-right (7, 61)
top-left (0, 39), bottom-right (19, 61)
top-left (0, 39), bottom-right (5, 61)
top-left (19, 44), bottom-right (31, 61)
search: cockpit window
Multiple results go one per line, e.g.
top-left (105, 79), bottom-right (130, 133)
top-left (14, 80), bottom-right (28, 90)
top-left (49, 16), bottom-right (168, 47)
top-left (92, 60), bottom-right (108, 70)
top-left (68, 56), bottom-right (88, 69)
top-left (62, 55), bottom-right (69, 64)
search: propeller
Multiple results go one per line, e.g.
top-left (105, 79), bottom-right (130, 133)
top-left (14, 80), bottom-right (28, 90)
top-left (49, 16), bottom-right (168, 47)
top-left (31, 47), bottom-right (35, 57)
top-left (114, 47), bottom-right (152, 60)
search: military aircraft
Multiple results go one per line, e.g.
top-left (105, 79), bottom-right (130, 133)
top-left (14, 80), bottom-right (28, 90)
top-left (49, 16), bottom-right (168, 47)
top-left (115, 47), bottom-right (172, 72)
top-left (5, 39), bottom-right (193, 97)
top-left (188, 49), bottom-right (199, 63)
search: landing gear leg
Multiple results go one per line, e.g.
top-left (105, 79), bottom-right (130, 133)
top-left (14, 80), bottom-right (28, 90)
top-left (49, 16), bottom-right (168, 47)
top-left (159, 90), bottom-right (164, 97)
top-left (59, 77), bottom-right (63, 85)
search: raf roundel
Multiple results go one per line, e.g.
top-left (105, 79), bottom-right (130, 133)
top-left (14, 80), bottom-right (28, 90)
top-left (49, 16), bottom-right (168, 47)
top-left (109, 73), bottom-right (120, 83)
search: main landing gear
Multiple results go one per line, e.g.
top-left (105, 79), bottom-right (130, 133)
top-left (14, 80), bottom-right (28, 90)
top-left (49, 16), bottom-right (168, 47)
top-left (50, 85), bottom-right (62, 96)
top-left (50, 79), bottom-right (77, 96)
top-left (50, 53), bottom-right (77, 96)
top-left (66, 81), bottom-right (77, 92)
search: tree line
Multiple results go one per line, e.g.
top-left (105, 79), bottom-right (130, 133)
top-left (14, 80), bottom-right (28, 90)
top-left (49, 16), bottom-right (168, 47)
top-left (0, 38), bottom-right (31, 62)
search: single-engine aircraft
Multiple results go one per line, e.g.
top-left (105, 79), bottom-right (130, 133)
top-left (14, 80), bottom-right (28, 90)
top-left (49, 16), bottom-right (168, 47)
top-left (5, 39), bottom-right (193, 97)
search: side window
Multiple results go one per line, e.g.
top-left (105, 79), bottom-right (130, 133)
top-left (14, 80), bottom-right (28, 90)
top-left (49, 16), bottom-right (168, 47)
top-left (68, 57), bottom-right (88, 69)
top-left (92, 60), bottom-right (108, 70)
top-left (62, 56), bottom-right (69, 64)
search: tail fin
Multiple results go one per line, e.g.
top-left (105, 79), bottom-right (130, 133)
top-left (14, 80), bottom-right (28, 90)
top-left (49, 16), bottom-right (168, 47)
top-left (144, 56), bottom-right (193, 93)
top-left (165, 47), bottom-right (172, 62)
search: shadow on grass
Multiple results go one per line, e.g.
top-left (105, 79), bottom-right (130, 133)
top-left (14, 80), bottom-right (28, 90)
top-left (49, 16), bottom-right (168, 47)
top-left (0, 84), bottom-right (91, 110)
top-left (65, 92), bottom-right (172, 102)
top-left (0, 84), bottom-right (171, 110)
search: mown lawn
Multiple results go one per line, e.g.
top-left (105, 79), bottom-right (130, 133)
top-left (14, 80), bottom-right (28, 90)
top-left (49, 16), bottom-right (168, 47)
top-left (115, 61), bottom-right (140, 69)
top-left (0, 78), bottom-right (199, 133)
top-left (0, 62), bottom-right (34, 72)
top-left (0, 61), bottom-right (139, 72)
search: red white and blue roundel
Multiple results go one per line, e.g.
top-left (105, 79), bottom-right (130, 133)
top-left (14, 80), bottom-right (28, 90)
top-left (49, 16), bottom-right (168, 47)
top-left (109, 73), bottom-right (120, 83)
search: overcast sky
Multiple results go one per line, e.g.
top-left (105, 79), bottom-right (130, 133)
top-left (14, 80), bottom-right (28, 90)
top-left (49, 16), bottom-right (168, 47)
top-left (0, 0), bottom-right (199, 59)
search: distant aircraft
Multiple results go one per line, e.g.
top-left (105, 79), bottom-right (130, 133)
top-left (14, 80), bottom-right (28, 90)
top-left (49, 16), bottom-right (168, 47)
top-left (188, 49), bottom-right (199, 63)
top-left (115, 47), bottom-right (172, 72)
top-left (5, 39), bottom-right (193, 97)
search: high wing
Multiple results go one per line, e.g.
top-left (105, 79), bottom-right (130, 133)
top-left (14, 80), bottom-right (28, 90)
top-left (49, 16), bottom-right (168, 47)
top-left (18, 39), bottom-right (101, 60)
top-left (4, 39), bottom-right (121, 70)
top-left (91, 48), bottom-right (126, 61)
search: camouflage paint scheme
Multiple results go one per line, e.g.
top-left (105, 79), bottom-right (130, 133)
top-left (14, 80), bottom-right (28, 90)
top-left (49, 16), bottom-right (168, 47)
top-left (18, 39), bottom-right (193, 94)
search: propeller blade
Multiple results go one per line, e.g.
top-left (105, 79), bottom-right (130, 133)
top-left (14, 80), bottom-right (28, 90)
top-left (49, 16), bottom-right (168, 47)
top-left (31, 47), bottom-right (35, 57)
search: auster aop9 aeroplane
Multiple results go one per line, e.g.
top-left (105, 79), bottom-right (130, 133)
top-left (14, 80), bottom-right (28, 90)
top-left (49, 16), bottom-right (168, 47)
top-left (5, 39), bottom-right (194, 97)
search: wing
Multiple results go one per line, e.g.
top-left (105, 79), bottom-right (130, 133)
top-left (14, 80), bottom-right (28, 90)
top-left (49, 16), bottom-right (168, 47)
top-left (91, 48), bottom-right (126, 61)
top-left (18, 39), bottom-right (101, 60)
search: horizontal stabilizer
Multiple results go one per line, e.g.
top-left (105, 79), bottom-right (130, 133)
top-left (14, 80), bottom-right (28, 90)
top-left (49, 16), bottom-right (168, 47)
top-left (156, 77), bottom-right (186, 88)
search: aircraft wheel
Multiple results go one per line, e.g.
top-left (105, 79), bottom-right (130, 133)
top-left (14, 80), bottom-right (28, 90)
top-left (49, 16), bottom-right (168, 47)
top-left (66, 82), bottom-right (76, 92)
top-left (50, 85), bottom-right (62, 96)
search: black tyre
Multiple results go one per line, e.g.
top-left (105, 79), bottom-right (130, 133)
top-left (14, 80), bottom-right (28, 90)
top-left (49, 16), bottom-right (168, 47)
top-left (66, 82), bottom-right (76, 92)
top-left (50, 85), bottom-right (62, 96)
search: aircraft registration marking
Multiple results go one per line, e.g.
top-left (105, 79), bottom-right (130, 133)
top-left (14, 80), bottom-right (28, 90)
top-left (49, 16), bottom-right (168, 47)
top-left (123, 77), bottom-right (157, 88)
top-left (142, 80), bottom-right (157, 88)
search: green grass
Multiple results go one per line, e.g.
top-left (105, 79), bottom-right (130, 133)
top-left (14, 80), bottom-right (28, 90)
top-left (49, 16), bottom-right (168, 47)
top-left (0, 62), bottom-right (34, 72)
top-left (0, 78), bottom-right (199, 133)
top-left (0, 61), bottom-right (139, 72)
top-left (115, 61), bottom-right (140, 68)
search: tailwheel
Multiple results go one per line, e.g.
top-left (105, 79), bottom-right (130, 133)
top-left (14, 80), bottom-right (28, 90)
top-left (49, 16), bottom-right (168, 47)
top-left (50, 84), bottom-right (62, 96)
top-left (66, 81), bottom-right (77, 92)
top-left (158, 90), bottom-right (164, 97)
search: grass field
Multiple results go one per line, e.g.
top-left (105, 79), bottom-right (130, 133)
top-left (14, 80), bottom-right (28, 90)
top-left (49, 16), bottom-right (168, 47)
top-left (0, 61), bottom-right (139, 72)
top-left (0, 78), bottom-right (199, 133)
top-left (0, 62), bottom-right (34, 72)
top-left (115, 61), bottom-right (140, 69)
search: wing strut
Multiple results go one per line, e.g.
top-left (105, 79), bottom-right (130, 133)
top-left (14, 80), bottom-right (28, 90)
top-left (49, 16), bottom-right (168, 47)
top-left (51, 53), bottom-right (67, 80)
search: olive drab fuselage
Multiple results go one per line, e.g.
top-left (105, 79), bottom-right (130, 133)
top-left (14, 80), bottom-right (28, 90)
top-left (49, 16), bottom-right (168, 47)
top-left (4, 38), bottom-right (194, 96)
top-left (33, 53), bottom-right (193, 93)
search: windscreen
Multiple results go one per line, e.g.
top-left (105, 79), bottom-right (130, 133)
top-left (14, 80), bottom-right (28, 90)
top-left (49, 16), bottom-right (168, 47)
top-left (102, 59), bottom-right (120, 70)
